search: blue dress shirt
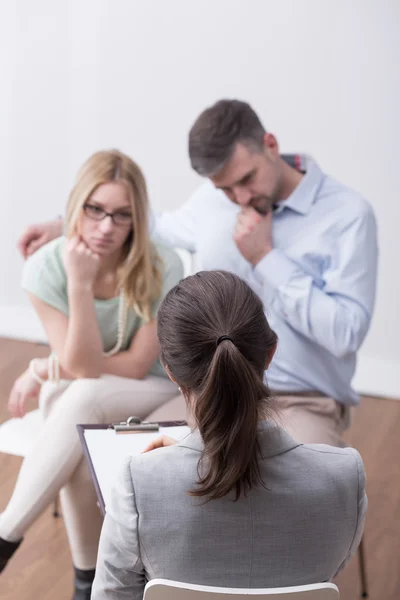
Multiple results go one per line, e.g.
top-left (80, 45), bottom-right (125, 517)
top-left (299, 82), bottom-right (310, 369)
top-left (153, 157), bottom-right (378, 404)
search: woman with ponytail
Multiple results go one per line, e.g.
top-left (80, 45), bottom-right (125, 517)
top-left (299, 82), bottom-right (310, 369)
top-left (92, 270), bottom-right (367, 599)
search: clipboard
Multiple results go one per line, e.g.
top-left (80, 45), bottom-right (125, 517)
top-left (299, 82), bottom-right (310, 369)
top-left (77, 419), bottom-right (190, 516)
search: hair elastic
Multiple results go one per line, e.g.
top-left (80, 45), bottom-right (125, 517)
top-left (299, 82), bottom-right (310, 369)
top-left (216, 335), bottom-right (233, 347)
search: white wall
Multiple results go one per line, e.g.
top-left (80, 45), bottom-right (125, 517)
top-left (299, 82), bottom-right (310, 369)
top-left (0, 0), bottom-right (399, 397)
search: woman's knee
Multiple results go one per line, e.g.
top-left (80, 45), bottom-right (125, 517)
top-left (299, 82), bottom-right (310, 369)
top-left (54, 378), bottom-right (106, 421)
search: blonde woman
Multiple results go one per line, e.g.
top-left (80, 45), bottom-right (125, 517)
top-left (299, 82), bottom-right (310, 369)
top-left (0, 150), bottom-right (183, 599)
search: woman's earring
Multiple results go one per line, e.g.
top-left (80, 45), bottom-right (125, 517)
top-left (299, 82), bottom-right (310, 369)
top-left (178, 386), bottom-right (182, 393)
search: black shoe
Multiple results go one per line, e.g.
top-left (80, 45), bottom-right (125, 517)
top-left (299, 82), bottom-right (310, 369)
top-left (0, 537), bottom-right (22, 573)
top-left (73, 567), bottom-right (96, 600)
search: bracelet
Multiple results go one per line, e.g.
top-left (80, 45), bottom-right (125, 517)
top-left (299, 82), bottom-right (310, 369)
top-left (29, 359), bottom-right (46, 385)
top-left (48, 352), bottom-right (60, 384)
top-left (48, 353), bottom-right (53, 382)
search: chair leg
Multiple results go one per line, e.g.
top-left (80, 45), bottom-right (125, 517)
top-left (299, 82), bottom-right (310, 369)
top-left (358, 536), bottom-right (368, 598)
top-left (52, 495), bottom-right (60, 519)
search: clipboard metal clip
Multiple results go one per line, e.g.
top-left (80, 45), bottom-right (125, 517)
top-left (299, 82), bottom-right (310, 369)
top-left (111, 416), bottom-right (160, 433)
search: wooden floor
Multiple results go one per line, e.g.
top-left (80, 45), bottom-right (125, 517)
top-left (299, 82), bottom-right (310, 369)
top-left (0, 339), bottom-right (399, 599)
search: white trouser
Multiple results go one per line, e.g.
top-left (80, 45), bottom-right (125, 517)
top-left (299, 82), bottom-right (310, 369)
top-left (0, 375), bottom-right (179, 569)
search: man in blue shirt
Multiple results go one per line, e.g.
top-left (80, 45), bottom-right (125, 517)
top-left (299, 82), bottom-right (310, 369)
top-left (18, 99), bottom-right (378, 446)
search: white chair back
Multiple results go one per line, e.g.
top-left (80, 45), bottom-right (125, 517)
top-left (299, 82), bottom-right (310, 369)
top-left (144, 579), bottom-right (340, 600)
top-left (174, 247), bottom-right (197, 277)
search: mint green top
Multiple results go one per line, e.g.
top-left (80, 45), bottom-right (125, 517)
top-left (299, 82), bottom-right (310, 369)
top-left (22, 237), bottom-right (183, 378)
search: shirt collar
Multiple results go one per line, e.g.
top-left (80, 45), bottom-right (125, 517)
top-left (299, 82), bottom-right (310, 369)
top-left (275, 155), bottom-right (324, 216)
top-left (177, 419), bottom-right (302, 458)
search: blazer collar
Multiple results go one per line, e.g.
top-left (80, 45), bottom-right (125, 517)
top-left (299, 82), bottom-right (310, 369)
top-left (177, 420), bottom-right (302, 458)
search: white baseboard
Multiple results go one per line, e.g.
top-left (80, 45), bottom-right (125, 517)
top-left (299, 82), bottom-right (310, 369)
top-left (0, 305), bottom-right (398, 399)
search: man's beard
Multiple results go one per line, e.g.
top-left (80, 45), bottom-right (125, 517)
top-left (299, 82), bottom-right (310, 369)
top-left (248, 180), bottom-right (282, 215)
top-left (248, 196), bottom-right (272, 215)
top-left (249, 193), bottom-right (279, 216)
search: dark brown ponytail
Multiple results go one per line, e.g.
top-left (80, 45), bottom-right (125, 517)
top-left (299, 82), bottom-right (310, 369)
top-left (157, 270), bottom-right (277, 500)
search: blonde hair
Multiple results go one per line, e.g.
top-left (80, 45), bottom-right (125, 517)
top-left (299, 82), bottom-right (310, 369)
top-left (65, 149), bottom-right (162, 321)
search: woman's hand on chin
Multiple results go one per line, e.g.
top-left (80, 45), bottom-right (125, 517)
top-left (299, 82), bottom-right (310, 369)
top-left (65, 236), bottom-right (100, 290)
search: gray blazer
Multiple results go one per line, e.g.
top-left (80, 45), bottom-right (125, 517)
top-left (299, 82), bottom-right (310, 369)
top-left (92, 422), bottom-right (367, 599)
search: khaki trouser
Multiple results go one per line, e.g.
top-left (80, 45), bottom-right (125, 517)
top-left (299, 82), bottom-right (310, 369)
top-left (146, 393), bottom-right (351, 447)
top-left (0, 375), bottom-right (178, 569)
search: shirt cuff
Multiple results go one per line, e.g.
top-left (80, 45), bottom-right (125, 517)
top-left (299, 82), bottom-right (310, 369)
top-left (253, 249), bottom-right (300, 289)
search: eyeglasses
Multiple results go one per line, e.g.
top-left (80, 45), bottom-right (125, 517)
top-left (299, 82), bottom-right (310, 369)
top-left (83, 203), bottom-right (133, 226)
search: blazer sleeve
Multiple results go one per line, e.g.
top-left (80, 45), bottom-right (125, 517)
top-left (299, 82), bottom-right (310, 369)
top-left (91, 456), bottom-right (146, 600)
top-left (334, 449), bottom-right (368, 576)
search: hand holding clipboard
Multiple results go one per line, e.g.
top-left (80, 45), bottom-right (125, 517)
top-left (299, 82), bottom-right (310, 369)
top-left (77, 418), bottom-right (190, 515)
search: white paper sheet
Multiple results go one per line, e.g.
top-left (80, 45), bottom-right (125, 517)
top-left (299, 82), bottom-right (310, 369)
top-left (0, 409), bottom-right (42, 457)
top-left (84, 425), bottom-right (191, 509)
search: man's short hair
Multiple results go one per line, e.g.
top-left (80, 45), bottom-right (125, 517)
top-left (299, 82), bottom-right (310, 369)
top-left (188, 99), bottom-right (266, 177)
